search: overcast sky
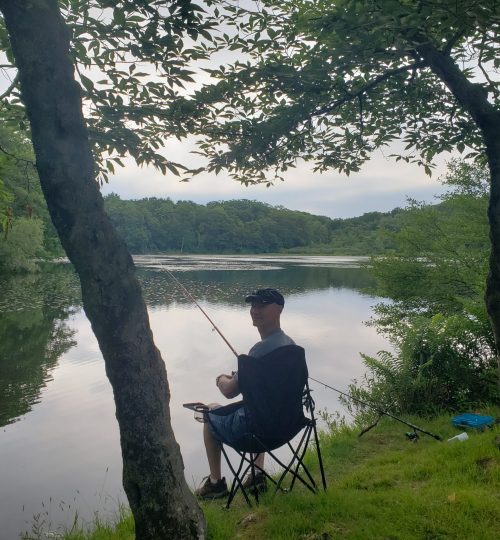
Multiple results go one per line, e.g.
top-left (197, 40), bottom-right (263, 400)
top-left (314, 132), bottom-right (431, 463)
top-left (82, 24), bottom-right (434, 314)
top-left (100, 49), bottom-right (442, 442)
top-left (0, 50), bottom-right (451, 220)
top-left (93, 4), bottom-right (454, 221)
top-left (101, 139), bottom-right (451, 220)
top-left (0, 7), bottom-right (453, 221)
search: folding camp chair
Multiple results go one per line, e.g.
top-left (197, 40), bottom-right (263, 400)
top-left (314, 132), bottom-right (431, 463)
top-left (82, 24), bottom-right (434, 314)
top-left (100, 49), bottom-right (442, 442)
top-left (206, 344), bottom-right (327, 508)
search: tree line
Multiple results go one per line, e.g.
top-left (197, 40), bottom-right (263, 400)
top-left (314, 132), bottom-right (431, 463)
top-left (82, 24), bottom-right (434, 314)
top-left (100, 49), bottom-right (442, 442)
top-left (103, 194), bottom-right (404, 255)
top-left (1, 123), bottom-right (408, 267)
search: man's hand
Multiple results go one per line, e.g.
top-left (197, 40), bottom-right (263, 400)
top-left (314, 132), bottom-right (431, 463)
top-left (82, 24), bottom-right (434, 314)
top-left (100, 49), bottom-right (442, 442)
top-left (216, 373), bottom-right (240, 399)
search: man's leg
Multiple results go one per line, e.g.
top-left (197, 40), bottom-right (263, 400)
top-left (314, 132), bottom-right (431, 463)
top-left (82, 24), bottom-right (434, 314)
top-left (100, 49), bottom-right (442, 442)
top-left (254, 452), bottom-right (265, 472)
top-left (203, 420), bottom-right (222, 481)
top-left (202, 402), bottom-right (224, 480)
top-left (195, 403), bottom-right (228, 499)
top-left (200, 403), bottom-right (248, 485)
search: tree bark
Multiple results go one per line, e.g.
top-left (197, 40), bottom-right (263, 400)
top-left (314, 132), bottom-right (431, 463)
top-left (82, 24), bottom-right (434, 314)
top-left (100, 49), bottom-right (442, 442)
top-left (414, 38), bottom-right (500, 388)
top-left (484, 126), bottom-right (500, 393)
top-left (0, 1), bottom-right (205, 538)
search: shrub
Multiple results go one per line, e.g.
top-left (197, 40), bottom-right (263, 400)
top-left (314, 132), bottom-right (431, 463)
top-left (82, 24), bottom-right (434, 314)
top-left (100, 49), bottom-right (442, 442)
top-left (350, 312), bottom-right (498, 416)
top-left (0, 217), bottom-right (44, 272)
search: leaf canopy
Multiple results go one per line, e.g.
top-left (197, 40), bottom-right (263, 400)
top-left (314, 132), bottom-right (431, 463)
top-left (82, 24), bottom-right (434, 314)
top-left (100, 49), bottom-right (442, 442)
top-left (0, 0), bottom-right (219, 182)
top-left (0, 1), bottom-right (498, 185)
top-left (188, 0), bottom-right (499, 183)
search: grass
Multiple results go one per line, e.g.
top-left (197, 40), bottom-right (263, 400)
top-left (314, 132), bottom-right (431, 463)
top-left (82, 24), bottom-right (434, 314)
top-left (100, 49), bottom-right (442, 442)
top-left (203, 408), bottom-right (500, 539)
top-left (21, 507), bottom-right (135, 540)
top-left (31, 408), bottom-right (500, 540)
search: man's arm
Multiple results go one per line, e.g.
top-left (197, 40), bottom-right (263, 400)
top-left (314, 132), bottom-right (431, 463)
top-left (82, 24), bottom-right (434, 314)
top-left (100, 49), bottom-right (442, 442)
top-left (216, 373), bottom-right (240, 399)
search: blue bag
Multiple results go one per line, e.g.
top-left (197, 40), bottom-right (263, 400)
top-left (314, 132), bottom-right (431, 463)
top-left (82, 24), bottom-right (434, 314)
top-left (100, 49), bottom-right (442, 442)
top-left (451, 413), bottom-right (495, 430)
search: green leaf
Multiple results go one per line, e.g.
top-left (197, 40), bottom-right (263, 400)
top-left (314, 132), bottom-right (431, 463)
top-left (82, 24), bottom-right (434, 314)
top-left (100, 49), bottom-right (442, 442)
top-left (79, 74), bottom-right (94, 92)
top-left (113, 8), bottom-right (126, 26)
top-left (166, 162), bottom-right (180, 176)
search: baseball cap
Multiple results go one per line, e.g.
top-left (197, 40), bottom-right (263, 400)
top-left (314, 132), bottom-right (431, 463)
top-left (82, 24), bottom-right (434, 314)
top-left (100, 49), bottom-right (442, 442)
top-left (245, 288), bottom-right (285, 306)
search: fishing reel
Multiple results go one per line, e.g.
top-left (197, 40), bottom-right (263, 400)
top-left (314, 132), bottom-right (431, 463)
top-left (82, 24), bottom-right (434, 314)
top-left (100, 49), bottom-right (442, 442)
top-left (405, 430), bottom-right (419, 442)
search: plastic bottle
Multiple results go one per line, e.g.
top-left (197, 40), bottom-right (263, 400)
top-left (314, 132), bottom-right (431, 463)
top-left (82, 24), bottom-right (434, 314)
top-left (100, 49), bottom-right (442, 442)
top-left (447, 432), bottom-right (469, 442)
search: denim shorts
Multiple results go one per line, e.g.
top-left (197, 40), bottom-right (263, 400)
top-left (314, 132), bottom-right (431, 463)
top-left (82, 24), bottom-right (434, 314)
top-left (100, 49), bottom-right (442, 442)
top-left (207, 406), bottom-right (250, 445)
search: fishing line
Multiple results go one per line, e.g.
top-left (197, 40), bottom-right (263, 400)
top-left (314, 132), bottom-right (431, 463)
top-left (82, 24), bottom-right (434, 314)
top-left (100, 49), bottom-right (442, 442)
top-left (164, 267), bottom-right (239, 357)
top-left (309, 376), bottom-right (442, 441)
top-left (165, 268), bottom-right (441, 441)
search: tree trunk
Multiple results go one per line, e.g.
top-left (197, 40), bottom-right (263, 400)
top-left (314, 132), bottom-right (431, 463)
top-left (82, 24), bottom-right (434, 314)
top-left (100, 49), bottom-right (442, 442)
top-left (414, 38), bottom-right (500, 388)
top-left (0, 1), bottom-right (205, 538)
top-left (484, 127), bottom-right (500, 393)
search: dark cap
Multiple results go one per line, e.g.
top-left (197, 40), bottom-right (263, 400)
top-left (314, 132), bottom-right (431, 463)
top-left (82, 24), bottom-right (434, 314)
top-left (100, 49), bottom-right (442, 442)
top-left (245, 288), bottom-right (285, 306)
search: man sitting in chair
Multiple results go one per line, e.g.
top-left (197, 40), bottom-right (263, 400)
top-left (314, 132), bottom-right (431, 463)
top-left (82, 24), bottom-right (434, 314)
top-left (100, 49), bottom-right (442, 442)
top-left (194, 287), bottom-right (295, 499)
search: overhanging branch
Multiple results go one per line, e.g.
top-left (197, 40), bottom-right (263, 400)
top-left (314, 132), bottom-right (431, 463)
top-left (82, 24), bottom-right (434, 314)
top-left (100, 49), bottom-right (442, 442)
top-left (0, 143), bottom-right (35, 167)
top-left (313, 61), bottom-right (427, 118)
top-left (412, 34), bottom-right (500, 133)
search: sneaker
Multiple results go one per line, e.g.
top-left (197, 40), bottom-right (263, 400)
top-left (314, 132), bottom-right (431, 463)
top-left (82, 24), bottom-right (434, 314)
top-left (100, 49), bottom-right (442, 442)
top-left (242, 471), bottom-right (268, 493)
top-left (194, 476), bottom-right (229, 500)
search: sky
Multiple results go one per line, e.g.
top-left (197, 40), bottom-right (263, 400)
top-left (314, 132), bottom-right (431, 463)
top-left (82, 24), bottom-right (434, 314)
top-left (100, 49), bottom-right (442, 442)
top-left (0, 6), bottom-right (454, 222)
top-left (101, 139), bottom-right (451, 220)
top-left (0, 54), bottom-right (452, 221)
top-left (91, 4), bottom-right (454, 221)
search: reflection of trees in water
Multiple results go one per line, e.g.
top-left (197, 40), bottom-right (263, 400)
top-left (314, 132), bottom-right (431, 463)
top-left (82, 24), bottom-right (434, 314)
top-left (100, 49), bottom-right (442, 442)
top-left (0, 267), bottom-right (79, 427)
top-left (138, 264), bottom-right (375, 307)
top-left (0, 260), bottom-right (373, 426)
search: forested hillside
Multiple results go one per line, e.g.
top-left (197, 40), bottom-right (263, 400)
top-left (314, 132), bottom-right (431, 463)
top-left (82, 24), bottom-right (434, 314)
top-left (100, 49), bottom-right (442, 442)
top-left (0, 117), bottom-right (415, 266)
top-left (103, 194), bottom-right (404, 255)
top-left (0, 120), bottom-right (424, 260)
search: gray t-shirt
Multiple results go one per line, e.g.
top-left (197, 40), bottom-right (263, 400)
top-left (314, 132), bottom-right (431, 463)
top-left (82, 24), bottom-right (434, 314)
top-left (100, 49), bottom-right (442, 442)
top-left (248, 329), bottom-right (295, 358)
top-left (232, 329), bottom-right (295, 380)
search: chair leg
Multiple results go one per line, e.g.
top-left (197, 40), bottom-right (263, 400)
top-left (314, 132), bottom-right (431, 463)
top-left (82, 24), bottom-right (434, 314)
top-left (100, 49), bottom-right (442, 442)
top-left (221, 446), bottom-right (252, 508)
top-left (240, 452), bottom-right (281, 492)
top-left (221, 422), bottom-right (327, 507)
top-left (312, 421), bottom-right (327, 490)
top-left (274, 427), bottom-right (310, 492)
top-left (250, 455), bottom-right (259, 504)
top-left (288, 427), bottom-right (318, 493)
top-left (261, 442), bottom-right (316, 494)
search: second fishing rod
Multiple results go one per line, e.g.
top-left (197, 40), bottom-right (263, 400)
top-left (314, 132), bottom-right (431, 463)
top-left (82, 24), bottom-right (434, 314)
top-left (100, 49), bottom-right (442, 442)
top-left (166, 269), bottom-right (442, 441)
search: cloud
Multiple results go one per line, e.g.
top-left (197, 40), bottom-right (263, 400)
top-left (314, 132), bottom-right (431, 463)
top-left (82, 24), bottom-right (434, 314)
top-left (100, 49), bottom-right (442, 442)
top-left (101, 138), bottom-right (451, 219)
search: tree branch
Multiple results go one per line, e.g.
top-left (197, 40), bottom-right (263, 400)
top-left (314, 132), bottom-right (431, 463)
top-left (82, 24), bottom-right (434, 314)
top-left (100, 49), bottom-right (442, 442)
top-left (0, 143), bottom-right (35, 167)
top-left (0, 72), bottom-right (19, 100)
top-left (411, 33), bottom-right (500, 135)
top-left (443, 28), bottom-right (466, 56)
top-left (313, 61), bottom-right (427, 118)
top-left (478, 34), bottom-right (499, 100)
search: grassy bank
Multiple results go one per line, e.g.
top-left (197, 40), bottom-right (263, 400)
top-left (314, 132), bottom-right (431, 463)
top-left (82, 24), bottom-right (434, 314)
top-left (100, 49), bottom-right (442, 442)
top-left (34, 409), bottom-right (499, 540)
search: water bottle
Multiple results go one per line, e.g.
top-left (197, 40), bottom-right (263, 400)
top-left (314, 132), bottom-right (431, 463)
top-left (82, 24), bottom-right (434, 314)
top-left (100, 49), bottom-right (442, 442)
top-left (447, 432), bottom-right (469, 442)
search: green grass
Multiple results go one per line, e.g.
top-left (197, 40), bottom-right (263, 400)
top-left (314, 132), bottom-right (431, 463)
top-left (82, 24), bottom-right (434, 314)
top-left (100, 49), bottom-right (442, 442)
top-left (22, 508), bottom-right (135, 540)
top-left (202, 408), bottom-right (500, 539)
top-left (39, 409), bottom-right (500, 540)
top-left (63, 513), bottom-right (135, 540)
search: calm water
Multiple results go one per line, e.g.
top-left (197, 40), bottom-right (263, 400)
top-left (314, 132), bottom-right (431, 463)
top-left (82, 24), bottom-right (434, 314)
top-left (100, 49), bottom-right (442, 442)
top-left (0, 255), bottom-right (388, 539)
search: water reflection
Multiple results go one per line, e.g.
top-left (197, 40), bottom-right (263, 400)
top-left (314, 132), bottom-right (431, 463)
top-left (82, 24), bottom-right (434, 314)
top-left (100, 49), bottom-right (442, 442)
top-left (137, 255), bottom-right (375, 307)
top-left (0, 268), bottom-right (79, 426)
top-left (0, 255), bottom-right (384, 540)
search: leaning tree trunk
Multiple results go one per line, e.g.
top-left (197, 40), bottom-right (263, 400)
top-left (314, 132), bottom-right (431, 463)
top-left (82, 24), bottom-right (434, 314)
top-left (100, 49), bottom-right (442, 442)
top-left (484, 126), bottom-right (500, 392)
top-left (0, 1), bottom-right (205, 538)
top-left (414, 37), bottom-right (500, 389)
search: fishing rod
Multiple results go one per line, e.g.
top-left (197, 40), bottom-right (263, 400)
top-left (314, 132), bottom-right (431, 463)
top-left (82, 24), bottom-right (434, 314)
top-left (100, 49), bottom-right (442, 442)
top-left (165, 268), bottom-right (239, 358)
top-left (166, 268), bottom-right (441, 441)
top-left (309, 376), bottom-right (442, 441)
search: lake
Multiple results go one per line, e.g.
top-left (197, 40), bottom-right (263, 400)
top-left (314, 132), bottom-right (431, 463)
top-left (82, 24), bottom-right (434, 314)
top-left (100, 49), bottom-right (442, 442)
top-left (0, 255), bottom-right (389, 539)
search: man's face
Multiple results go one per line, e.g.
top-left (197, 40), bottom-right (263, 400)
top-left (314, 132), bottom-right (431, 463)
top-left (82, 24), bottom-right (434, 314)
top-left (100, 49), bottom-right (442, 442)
top-left (249, 300), bottom-right (282, 329)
